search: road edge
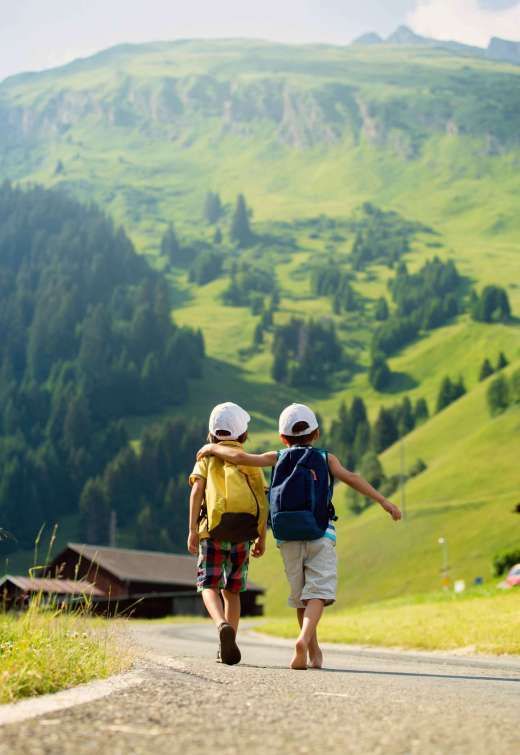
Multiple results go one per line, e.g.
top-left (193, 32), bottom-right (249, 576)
top-left (245, 629), bottom-right (520, 671)
top-left (0, 670), bottom-right (145, 726)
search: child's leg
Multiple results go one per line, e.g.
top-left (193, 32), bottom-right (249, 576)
top-left (198, 539), bottom-right (227, 627)
top-left (297, 606), bottom-right (323, 669)
top-left (201, 587), bottom-right (227, 626)
top-left (291, 599), bottom-right (324, 670)
top-left (221, 589), bottom-right (241, 633)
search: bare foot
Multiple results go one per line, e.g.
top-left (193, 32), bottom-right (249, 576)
top-left (290, 639), bottom-right (308, 670)
top-left (309, 644), bottom-right (323, 669)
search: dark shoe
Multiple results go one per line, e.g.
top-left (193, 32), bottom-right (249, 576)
top-left (218, 622), bottom-right (241, 665)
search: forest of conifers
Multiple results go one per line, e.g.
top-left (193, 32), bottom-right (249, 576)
top-left (0, 182), bottom-right (205, 551)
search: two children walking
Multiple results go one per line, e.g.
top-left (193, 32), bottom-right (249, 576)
top-left (188, 401), bottom-right (401, 669)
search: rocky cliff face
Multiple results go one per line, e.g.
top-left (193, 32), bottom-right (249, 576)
top-left (0, 41), bottom-right (519, 159)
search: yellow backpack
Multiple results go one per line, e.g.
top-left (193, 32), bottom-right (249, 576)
top-left (203, 455), bottom-right (265, 542)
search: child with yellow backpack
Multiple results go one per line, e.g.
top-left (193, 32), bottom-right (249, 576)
top-left (188, 402), bottom-right (268, 665)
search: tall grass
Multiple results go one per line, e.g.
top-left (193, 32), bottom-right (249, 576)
top-left (0, 593), bottom-right (130, 704)
top-left (1, 525), bottom-right (130, 704)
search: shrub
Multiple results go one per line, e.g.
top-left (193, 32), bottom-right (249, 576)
top-left (493, 548), bottom-right (520, 577)
top-left (409, 458), bottom-right (427, 477)
top-left (471, 285), bottom-right (511, 323)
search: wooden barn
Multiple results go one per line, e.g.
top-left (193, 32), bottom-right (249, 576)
top-left (27, 542), bottom-right (264, 618)
top-left (0, 575), bottom-right (104, 611)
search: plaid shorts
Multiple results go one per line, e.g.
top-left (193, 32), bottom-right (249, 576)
top-left (197, 539), bottom-right (250, 593)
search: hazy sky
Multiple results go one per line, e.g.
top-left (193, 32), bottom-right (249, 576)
top-left (1, 0), bottom-right (519, 82)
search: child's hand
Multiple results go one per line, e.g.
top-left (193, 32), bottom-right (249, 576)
top-left (196, 443), bottom-right (215, 461)
top-left (251, 535), bottom-right (266, 558)
top-left (381, 498), bottom-right (402, 521)
top-left (187, 530), bottom-right (199, 555)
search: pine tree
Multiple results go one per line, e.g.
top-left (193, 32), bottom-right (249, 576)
top-left (510, 368), bottom-right (520, 404)
top-left (374, 297), bottom-right (389, 321)
top-left (230, 194), bottom-right (253, 247)
top-left (250, 295), bottom-right (264, 316)
top-left (253, 323), bottom-right (264, 347)
top-left (63, 393), bottom-right (91, 453)
top-left (135, 503), bottom-right (157, 550)
top-left (472, 285), bottom-right (511, 323)
top-left (350, 396), bottom-right (368, 431)
top-left (213, 227), bottom-right (223, 244)
top-left (353, 421), bottom-right (370, 464)
top-left (160, 223), bottom-right (180, 265)
top-left (452, 376), bottom-right (466, 401)
top-left (436, 376), bottom-right (466, 412)
top-left (414, 397), bottom-right (429, 424)
top-left (486, 374), bottom-right (510, 416)
top-left (261, 308), bottom-right (274, 329)
top-left (436, 376), bottom-right (454, 413)
top-left (79, 478), bottom-right (110, 544)
top-left (271, 341), bottom-right (288, 383)
top-left (203, 192), bottom-right (222, 224)
top-left (369, 353), bottom-right (391, 391)
top-left (372, 407), bottom-right (398, 453)
top-left (270, 290), bottom-right (281, 311)
top-left (479, 358), bottom-right (495, 381)
top-left (396, 396), bottom-right (414, 436)
top-left (496, 352), bottom-right (509, 370)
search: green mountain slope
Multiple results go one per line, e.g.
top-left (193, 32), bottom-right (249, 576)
top-left (1, 40), bottom-right (519, 603)
top-left (1, 41), bottom-right (520, 281)
top-left (250, 364), bottom-right (520, 614)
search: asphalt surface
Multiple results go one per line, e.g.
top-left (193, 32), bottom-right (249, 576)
top-left (1, 622), bottom-right (519, 755)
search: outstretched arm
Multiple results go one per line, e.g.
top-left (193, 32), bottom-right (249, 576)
top-left (328, 453), bottom-right (401, 521)
top-left (196, 443), bottom-right (277, 468)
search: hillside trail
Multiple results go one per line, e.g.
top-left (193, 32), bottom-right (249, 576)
top-left (1, 622), bottom-right (519, 755)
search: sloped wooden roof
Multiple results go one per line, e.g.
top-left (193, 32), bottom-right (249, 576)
top-left (0, 575), bottom-right (104, 596)
top-left (52, 543), bottom-right (264, 593)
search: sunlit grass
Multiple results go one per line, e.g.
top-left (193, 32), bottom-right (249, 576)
top-left (258, 588), bottom-right (520, 655)
top-left (0, 597), bottom-right (130, 704)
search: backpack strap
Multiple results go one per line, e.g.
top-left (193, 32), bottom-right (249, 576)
top-left (267, 450), bottom-right (282, 528)
top-left (294, 447), bottom-right (319, 512)
top-left (318, 448), bottom-right (337, 522)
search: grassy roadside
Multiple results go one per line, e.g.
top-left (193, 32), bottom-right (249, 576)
top-left (0, 602), bottom-right (130, 704)
top-left (257, 588), bottom-right (520, 655)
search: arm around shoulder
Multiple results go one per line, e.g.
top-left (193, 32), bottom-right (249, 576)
top-left (196, 444), bottom-right (277, 468)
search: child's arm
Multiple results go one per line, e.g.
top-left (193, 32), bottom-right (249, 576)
top-left (196, 443), bottom-right (277, 468)
top-left (328, 453), bottom-right (402, 521)
top-left (251, 522), bottom-right (267, 558)
top-left (187, 477), bottom-right (205, 555)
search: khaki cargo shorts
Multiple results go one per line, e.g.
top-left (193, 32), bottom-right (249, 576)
top-left (279, 537), bottom-right (337, 608)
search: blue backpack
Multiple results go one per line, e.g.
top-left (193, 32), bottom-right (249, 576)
top-left (269, 446), bottom-right (335, 541)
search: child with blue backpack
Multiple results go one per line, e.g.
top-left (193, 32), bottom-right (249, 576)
top-left (197, 403), bottom-right (401, 670)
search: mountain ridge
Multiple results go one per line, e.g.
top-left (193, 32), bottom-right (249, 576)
top-left (355, 25), bottom-right (520, 63)
top-left (2, 26), bottom-right (520, 88)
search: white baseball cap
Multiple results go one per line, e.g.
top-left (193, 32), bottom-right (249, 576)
top-left (209, 402), bottom-right (251, 440)
top-left (278, 403), bottom-right (319, 436)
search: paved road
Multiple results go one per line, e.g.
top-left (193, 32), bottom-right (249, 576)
top-left (1, 622), bottom-right (519, 755)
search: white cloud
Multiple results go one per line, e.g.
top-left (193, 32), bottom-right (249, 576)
top-left (407, 0), bottom-right (520, 47)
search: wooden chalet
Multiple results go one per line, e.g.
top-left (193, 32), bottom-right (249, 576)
top-left (31, 542), bottom-right (264, 618)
